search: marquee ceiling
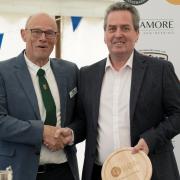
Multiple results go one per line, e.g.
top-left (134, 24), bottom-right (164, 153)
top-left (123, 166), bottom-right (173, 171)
top-left (0, 0), bottom-right (118, 17)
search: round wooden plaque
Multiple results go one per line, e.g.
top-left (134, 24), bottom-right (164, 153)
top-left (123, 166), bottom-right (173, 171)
top-left (101, 148), bottom-right (152, 180)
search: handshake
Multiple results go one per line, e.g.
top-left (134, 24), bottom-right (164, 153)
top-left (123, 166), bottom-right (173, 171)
top-left (43, 125), bottom-right (73, 151)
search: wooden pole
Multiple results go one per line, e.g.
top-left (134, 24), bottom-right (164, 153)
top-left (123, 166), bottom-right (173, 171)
top-left (55, 16), bottom-right (61, 59)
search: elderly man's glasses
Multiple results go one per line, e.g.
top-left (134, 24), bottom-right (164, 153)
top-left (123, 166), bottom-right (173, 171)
top-left (26, 29), bottom-right (57, 39)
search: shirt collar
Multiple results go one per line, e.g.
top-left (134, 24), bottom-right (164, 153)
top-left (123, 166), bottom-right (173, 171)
top-left (24, 53), bottom-right (51, 75)
top-left (105, 51), bottom-right (134, 71)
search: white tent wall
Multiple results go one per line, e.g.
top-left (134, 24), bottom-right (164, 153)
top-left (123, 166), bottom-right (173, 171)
top-left (0, 0), bottom-right (180, 177)
top-left (61, 16), bottom-right (108, 67)
top-left (0, 15), bottom-right (26, 60)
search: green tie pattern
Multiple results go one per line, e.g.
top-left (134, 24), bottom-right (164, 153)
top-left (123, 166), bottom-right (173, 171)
top-left (37, 68), bottom-right (57, 126)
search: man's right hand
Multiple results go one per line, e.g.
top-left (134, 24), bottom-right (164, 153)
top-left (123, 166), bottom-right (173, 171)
top-left (43, 125), bottom-right (73, 151)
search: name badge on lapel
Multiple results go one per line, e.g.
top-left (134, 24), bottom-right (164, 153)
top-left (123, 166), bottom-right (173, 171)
top-left (69, 87), bottom-right (77, 98)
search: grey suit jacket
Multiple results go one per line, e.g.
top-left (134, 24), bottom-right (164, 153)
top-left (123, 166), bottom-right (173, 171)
top-left (0, 51), bottom-right (79, 180)
top-left (72, 50), bottom-right (180, 180)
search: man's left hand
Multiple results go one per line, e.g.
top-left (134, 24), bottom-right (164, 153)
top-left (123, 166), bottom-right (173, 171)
top-left (132, 138), bottom-right (149, 155)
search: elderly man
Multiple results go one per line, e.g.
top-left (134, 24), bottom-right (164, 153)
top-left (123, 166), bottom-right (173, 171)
top-left (0, 13), bottom-right (79, 180)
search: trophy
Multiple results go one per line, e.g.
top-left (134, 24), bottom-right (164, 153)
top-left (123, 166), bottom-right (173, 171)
top-left (101, 148), bottom-right (152, 180)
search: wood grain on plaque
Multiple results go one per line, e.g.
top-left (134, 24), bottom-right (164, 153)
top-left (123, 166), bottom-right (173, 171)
top-left (101, 148), bottom-right (152, 180)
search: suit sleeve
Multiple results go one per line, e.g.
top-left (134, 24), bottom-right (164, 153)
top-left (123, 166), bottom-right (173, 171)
top-left (0, 73), bottom-right (43, 147)
top-left (141, 61), bottom-right (180, 153)
top-left (68, 67), bottom-right (86, 144)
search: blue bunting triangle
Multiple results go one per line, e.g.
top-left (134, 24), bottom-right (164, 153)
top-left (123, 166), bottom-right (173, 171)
top-left (0, 33), bottom-right (4, 48)
top-left (71, 16), bottom-right (82, 31)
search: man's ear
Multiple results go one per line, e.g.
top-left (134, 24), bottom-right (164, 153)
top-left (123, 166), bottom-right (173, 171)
top-left (135, 30), bottom-right (139, 42)
top-left (104, 33), bottom-right (107, 45)
top-left (21, 29), bottom-right (26, 42)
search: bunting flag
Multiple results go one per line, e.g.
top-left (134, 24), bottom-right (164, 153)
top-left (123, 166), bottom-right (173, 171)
top-left (0, 33), bottom-right (4, 48)
top-left (71, 16), bottom-right (82, 31)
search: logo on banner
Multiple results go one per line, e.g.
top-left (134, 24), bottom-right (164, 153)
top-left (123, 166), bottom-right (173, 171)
top-left (140, 19), bottom-right (175, 35)
top-left (124, 0), bottom-right (149, 5)
top-left (139, 50), bottom-right (168, 61)
top-left (166, 0), bottom-right (180, 5)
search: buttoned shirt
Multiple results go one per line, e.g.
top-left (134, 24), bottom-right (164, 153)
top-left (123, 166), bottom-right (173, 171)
top-left (24, 54), bottom-right (67, 164)
top-left (96, 52), bottom-right (133, 165)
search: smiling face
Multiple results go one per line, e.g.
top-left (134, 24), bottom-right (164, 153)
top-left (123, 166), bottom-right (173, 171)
top-left (104, 10), bottom-right (139, 61)
top-left (21, 13), bottom-right (58, 65)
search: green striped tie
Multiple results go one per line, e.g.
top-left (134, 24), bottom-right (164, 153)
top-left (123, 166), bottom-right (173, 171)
top-left (37, 68), bottom-right (57, 126)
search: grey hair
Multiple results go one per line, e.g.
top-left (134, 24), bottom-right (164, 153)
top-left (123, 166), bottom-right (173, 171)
top-left (103, 2), bottom-right (140, 31)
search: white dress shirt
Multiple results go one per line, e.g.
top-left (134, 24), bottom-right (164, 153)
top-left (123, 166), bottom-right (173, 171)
top-left (24, 54), bottom-right (67, 164)
top-left (96, 52), bottom-right (133, 165)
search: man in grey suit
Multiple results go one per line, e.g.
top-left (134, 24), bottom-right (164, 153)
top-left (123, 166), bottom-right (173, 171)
top-left (70, 2), bottom-right (180, 180)
top-left (0, 13), bottom-right (79, 180)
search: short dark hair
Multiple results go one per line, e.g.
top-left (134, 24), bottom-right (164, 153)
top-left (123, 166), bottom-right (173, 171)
top-left (104, 2), bottom-right (140, 31)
